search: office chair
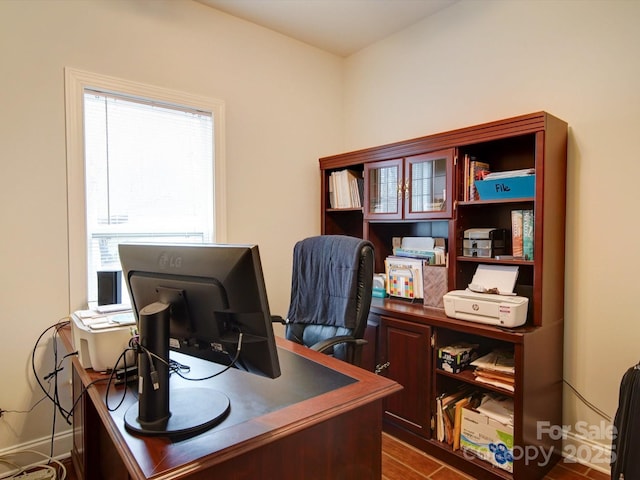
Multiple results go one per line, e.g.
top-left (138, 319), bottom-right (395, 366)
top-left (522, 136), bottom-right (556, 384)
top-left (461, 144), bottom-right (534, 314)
top-left (279, 235), bottom-right (374, 366)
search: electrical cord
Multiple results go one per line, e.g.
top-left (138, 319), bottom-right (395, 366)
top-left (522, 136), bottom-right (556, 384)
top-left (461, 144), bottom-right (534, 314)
top-left (64, 377), bottom-right (110, 423)
top-left (171, 332), bottom-right (244, 382)
top-left (22, 318), bottom-right (80, 462)
top-left (83, 327), bottom-right (245, 414)
top-left (1, 393), bottom-right (51, 418)
top-left (0, 449), bottom-right (66, 479)
top-left (563, 378), bottom-right (612, 422)
top-left (29, 318), bottom-right (109, 423)
top-left (30, 320), bottom-right (74, 423)
top-left (132, 331), bottom-right (244, 383)
top-left (104, 347), bottom-right (137, 412)
top-left (169, 359), bottom-right (191, 374)
top-left (0, 458), bottom-right (21, 472)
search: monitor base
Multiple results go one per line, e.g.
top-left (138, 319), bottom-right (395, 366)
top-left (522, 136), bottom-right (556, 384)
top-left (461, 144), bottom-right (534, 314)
top-left (124, 387), bottom-right (230, 437)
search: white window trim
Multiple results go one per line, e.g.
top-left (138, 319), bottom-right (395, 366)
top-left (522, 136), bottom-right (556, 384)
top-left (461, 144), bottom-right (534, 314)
top-left (65, 67), bottom-right (227, 312)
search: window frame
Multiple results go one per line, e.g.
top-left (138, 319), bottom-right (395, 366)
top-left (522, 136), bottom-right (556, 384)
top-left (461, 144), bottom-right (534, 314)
top-left (65, 67), bottom-right (227, 311)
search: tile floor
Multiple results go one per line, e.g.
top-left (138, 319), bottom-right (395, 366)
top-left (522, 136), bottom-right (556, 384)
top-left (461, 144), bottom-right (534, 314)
top-left (382, 433), bottom-right (611, 480)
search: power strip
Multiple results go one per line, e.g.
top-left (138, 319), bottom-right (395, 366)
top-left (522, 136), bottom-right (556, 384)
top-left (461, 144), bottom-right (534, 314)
top-left (12, 469), bottom-right (56, 480)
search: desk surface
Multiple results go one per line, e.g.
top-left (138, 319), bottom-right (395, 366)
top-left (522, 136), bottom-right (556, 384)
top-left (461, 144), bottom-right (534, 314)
top-left (60, 324), bottom-right (400, 479)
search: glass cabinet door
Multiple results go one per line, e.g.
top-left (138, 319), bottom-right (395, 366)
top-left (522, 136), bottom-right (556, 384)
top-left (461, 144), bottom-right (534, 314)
top-left (405, 149), bottom-right (453, 219)
top-left (364, 159), bottom-right (403, 220)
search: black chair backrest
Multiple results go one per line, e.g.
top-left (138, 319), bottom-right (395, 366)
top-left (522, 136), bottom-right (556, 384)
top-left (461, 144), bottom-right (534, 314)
top-left (285, 235), bottom-right (374, 361)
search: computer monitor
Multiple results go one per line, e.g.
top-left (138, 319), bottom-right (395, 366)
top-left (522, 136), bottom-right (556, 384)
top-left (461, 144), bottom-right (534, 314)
top-left (118, 242), bottom-right (281, 437)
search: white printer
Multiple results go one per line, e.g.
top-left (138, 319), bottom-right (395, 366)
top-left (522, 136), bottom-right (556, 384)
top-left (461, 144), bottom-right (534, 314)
top-left (71, 308), bottom-right (136, 372)
top-left (443, 290), bottom-right (528, 327)
top-left (443, 264), bottom-right (529, 328)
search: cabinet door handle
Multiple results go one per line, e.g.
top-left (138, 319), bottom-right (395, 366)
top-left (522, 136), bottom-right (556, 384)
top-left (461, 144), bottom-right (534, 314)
top-left (404, 180), bottom-right (410, 200)
top-left (375, 361), bottom-right (390, 374)
top-left (397, 183), bottom-right (403, 198)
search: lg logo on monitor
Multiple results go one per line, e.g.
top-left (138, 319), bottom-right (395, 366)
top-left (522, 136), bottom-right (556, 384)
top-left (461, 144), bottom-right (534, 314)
top-left (158, 252), bottom-right (182, 269)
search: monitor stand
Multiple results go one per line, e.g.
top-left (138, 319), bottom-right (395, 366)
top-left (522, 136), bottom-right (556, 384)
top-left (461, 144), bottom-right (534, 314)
top-left (124, 302), bottom-right (230, 437)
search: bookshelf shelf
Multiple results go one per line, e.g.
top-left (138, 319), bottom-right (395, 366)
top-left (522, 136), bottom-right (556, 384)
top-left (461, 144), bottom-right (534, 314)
top-left (319, 112), bottom-right (567, 480)
top-left (456, 256), bottom-right (535, 266)
top-left (325, 207), bottom-right (363, 212)
top-left (457, 197), bottom-right (535, 207)
top-left (424, 439), bottom-right (513, 480)
top-left (435, 368), bottom-right (515, 397)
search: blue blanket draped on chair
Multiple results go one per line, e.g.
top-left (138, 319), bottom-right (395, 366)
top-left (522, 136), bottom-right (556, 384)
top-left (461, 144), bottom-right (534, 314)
top-left (286, 235), bottom-right (371, 329)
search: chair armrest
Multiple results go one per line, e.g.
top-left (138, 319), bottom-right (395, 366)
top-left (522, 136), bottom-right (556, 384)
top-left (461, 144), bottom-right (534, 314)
top-left (271, 315), bottom-right (287, 324)
top-left (311, 336), bottom-right (368, 355)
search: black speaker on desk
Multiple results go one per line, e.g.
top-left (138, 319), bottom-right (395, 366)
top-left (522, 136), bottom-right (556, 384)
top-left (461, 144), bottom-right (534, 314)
top-left (98, 270), bottom-right (122, 306)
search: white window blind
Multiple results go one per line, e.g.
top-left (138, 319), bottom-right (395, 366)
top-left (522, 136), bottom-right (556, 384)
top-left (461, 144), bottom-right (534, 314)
top-left (83, 90), bottom-right (214, 304)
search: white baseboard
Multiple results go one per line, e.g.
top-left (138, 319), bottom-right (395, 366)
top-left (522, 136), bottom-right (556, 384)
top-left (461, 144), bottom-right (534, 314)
top-left (0, 430), bottom-right (73, 478)
top-left (561, 431), bottom-right (612, 475)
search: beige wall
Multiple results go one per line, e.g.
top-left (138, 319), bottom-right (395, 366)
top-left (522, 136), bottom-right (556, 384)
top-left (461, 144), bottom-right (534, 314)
top-left (0, 0), bottom-right (342, 454)
top-left (344, 0), bottom-right (640, 463)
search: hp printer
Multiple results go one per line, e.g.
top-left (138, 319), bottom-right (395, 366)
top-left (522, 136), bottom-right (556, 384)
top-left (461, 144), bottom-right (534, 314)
top-left (443, 290), bottom-right (528, 327)
top-left (443, 264), bottom-right (528, 327)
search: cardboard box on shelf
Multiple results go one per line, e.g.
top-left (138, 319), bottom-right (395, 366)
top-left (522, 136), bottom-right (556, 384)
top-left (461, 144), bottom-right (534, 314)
top-left (437, 343), bottom-right (477, 373)
top-left (460, 405), bottom-right (514, 473)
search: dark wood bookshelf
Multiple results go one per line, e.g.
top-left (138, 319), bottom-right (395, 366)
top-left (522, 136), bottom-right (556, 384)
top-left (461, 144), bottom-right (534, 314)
top-left (319, 112), bottom-right (567, 480)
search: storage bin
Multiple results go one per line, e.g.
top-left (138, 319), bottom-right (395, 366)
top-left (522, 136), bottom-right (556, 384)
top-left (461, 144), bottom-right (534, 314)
top-left (463, 239), bottom-right (492, 249)
top-left (462, 228), bottom-right (507, 258)
top-left (463, 247), bottom-right (492, 258)
top-left (475, 175), bottom-right (535, 200)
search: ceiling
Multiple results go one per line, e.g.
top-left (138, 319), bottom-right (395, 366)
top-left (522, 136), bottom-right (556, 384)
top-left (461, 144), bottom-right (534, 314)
top-left (196, 0), bottom-right (459, 57)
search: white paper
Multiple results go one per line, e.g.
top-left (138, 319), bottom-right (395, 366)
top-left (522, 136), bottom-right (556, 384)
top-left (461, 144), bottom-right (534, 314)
top-left (401, 236), bottom-right (435, 251)
top-left (470, 264), bottom-right (519, 295)
top-left (476, 394), bottom-right (514, 426)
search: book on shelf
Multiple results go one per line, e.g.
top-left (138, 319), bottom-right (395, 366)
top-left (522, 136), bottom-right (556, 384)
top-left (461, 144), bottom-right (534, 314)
top-left (522, 209), bottom-right (534, 260)
top-left (463, 154), bottom-right (470, 201)
top-left (462, 155), bottom-right (490, 201)
top-left (391, 236), bottom-right (446, 265)
top-left (329, 169), bottom-right (362, 208)
top-left (392, 248), bottom-right (436, 262)
top-left (511, 209), bottom-right (533, 260)
top-left (469, 159), bottom-right (490, 201)
top-left (511, 210), bottom-right (523, 258)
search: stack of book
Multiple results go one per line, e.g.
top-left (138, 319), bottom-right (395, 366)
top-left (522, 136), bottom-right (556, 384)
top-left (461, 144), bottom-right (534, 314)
top-left (328, 169), bottom-right (363, 208)
top-left (462, 154), bottom-right (490, 201)
top-left (470, 350), bottom-right (515, 392)
top-left (391, 236), bottom-right (446, 265)
top-left (511, 209), bottom-right (534, 260)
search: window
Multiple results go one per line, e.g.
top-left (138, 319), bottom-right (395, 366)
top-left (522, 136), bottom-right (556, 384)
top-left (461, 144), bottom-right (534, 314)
top-left (65, 68), bottom-right (226, 310)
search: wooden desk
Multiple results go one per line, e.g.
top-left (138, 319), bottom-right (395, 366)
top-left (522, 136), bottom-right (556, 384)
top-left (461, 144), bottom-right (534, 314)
top-left (59, 325), bottom-right (400, 479)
